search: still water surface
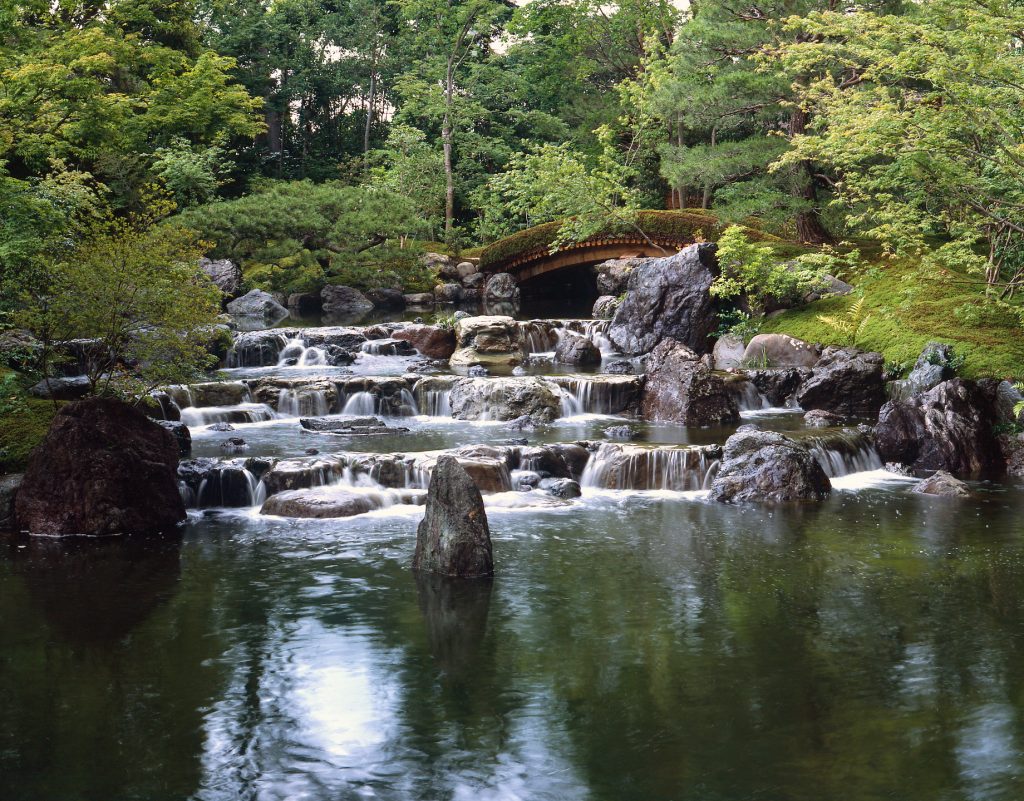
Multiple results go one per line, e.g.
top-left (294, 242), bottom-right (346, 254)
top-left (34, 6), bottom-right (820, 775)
top-left (3, 483), bottom-right (1024, 800)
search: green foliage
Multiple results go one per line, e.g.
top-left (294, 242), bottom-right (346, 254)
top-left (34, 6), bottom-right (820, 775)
top-left (816, 296), bottom-right (872, 348)
top-left (178, 181), bottom-right (430, 292)
top-left (715, 310), bottom-right (762, 343)
top-left (12, 202), bottom-right (222, 398)
top-left (713, 226), bottom-right (824, 317)
top-left (774, 0), bottom-right (1024, 292)
top-left (0, 396), bottom-right (57, 473)
top-left (152, 138), bottom-right (234, 208)
top-left (883, 361), bottom-right (908, 382)
top-left (367, 124), bottom-right (446, 236)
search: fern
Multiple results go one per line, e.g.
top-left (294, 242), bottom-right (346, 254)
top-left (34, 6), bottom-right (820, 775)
top-left (1014, 382), bottom-right (1024, 420)
top-left (816, 296), bottom-right (871, 347)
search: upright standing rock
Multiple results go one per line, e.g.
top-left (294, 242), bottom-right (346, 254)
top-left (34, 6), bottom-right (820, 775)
top-left (413, 455), bottom-right (494, 577)
top-left (15, 397), bottom-right (186, 536)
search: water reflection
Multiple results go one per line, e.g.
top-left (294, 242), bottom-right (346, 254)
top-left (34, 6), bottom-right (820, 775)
top-left (2, 490), bottom-right (1024, 800)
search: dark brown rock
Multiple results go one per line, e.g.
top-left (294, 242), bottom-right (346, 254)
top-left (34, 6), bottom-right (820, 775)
top-left (874, 379), bottom-right (1001, 477)
top-left (797, 347), bottom-right (885, 417)
top-left (413, 455), bottom-right (494, 578)
top-left (393, 324), bottom-right (457, 360)
top-left (15, 397), bottom-right (186, 536)
top-left (640, 339), bottom-right (739, 426)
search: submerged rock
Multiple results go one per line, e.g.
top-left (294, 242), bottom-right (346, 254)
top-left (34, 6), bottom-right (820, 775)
top-left (641, 339), bottom-right (739, 426)
top-left (913, 470), bottom-right (971, 497)
top-left (15, 397), bottom-right (186, 536)
top-left (875, 379), bottom-right (1001, 477)
top-left (797, 347), bottom-right (886, 417)
top-left (608, 244), bottom-right (718, 356)
top-left (413, 455), bottom-right (494, 578)
top-left (262, 489), bottom-right (392, 518)
top-left (539, 478), bottom-right (582, 499)
top-left (803, 409), bottom-right (846, 428)
top-left (709, 426), bottom-right (831, 503)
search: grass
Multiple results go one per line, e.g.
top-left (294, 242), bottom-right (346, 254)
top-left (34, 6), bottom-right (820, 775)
top-left (759, 256), bottom-right (1024, 380)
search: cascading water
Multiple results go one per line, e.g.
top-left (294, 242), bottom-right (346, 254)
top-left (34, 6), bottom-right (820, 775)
top-left (803, 430), bottom-right (883, 477)
top-left (520, 321), bottom-right (559, 353)
top-left (276, 338), bottom-right (326, 367)
top-left (580, 443), bottom-right (721, 491)
top-left (549, 376), bottom-right (641, 416)
top-left (277, 388), bottom-right (329, 417)
top-left (342, 391), bottom-right (378, 416)
top-left (179, 403), bottom-right (276, 426)
top-left (195, 465), bottom-right (263, 508)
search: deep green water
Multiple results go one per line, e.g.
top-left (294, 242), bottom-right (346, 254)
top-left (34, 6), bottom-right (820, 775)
top-left (3, 484), bottom-right (1024, 801)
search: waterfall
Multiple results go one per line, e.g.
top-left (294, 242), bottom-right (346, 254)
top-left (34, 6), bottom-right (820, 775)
top-left (519, 321), bottom-right (559, 353)
top-left (196, 465), bottom-right (263, 508)
top-left (803, 430), bottom-right (883, 477)
top-left (179, 403), bottom-right (276, 426)
top-left (342, 391), bottom-right (377, 416)
top-left (228, 332), bottom-right (291, 367)
top-left (733, 379), bottom-right (769, 412)
top-left (418, 389), bottom-right (452, 417)
top-left (580, 443), bottom-right (720, 491)
top-left (549, 376), bottom-right (641, 416)
top-left (276, 337), bottom-right (326, 367)
top-left (277, 388), bottom-right (329, 417)
top-left (581, 319), bottom-right (615, 355)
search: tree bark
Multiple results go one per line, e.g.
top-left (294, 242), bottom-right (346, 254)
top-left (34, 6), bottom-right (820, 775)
top-left (789, 107), bottom-right (832, 244)
top-left (443, 61), bottom-right (455, 233)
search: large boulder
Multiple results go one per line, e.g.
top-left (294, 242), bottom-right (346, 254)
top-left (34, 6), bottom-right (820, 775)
top-left (554, 331), bottom-right (602, 367)
top-left (321, 285), bottom-right (374, 317)
top-left (226, 289), bottom-right (288, 321)
top-left (413, 455), bottom-right (494, 578)
top-left (456, 261), bottom-right (478, 280)
top-left (713, 334), bottom-right (746, 370)
top-left (888, 342), bottom-right (957, 401)
top-left (365, 287), bottom-right (406, 310)
top-left (15, 397), bottom-right (186, 536)
top-left (404, 292), bottom-right (435, 307)
top-left (449, 377), bottom-right (561, 423)
top-left (199, 258), bottom-right (242, 298)
top-left (449, 315), bottom-right (527, 371)
top-left (608, 244), bottom-right (718, 356)
top-left (641, 340), bottom-right (739, 426)
top-left (434, 283), bottom-right (463, 303)
top-left (747, 368), bottom-right (807, 407)
top-left (709, 426), bottom-right (832, 503)
top-left (874, 379), bottom-right (1002, 477)
top-left (392, 324), bottom-right (457, 360)
top-left (594, 258), bottom-right (638, 296)
top-left (484, 273), bottom-right (520, 304)
top-left (741, 334), bottom-right (821, 368)
top-left (30, 375), bottom-right (92, 400)
top-left (286, 292), bottom-right (321, 315)
top-left (156, 420), bottom-right (192, 457)
top-left (796, 347), bottom-right (885, 417)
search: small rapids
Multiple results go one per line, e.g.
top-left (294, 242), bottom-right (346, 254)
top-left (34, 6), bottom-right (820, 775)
top-left (580, 443), bottom-right (721, 491)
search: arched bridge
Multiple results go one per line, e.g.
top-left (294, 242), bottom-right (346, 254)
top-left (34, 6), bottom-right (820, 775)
top-left (477, 211), bottom-right (721, 284)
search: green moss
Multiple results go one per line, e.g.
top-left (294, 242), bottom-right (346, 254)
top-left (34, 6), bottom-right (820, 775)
top-left (0, 398), bottom-right (57, 474)
top-left (760, 258), bottom-right (1024, 380)
top-left (478, 210), bottom-right (736, 272)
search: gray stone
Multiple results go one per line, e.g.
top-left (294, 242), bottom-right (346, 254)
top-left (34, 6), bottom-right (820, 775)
top-left (608, 244), bottom-right (718, 356)
top-left (321, 285), bottom-right (374, 317)
top-left (261, 489), bottom-right (375, 519)
top-left (913, 470), bottom-right (971, 497)
top-left (594, 258), bottom-right (638, 296)
top-left (226, 289), bottom-right (289, 320)
top-left (29, 375), bottom-right (92, 400)
top-left (449, 315), bottom-right (527, 371)
top-left (404, 293), bottom-right (435, 307)
top-left (741, 334), bottom-right (821, 368)
top-left (797, 347), bottom-right (886, 417)
top-left (365, 287), bottom-right (406, 309)
top-left (539, 477), bottom-right (582, 499)
top-left (710, 426), bottom-right (832, 503)
top-left (803, 409), bottom-right (846, 428)
top-left (554, 331), bottom-right (602, 367)
top-left (713, 334), bottom-right (746, 370)
top-left (592, 295), bottom-right (620, 320)
top-left (156, 420), bottom-right (192, 457)
top-left (640, 340), bottom-right (739, 426)
top-left (875, 379), bottom-right (1002, 477)
top-left (287, 292), bottom-right (321, 314)
top-left (413, 455), bottom-right (494, 578)
top-left (889, 342), bottom-right (956, 401)
top-left (449, 377), bottom-right (561, 423)
top-left (462, 272), bottom-right (485, 288)
top-left (456, 261), bottom-right (478, 280)
top-left (434, 283), bottom-right (463, 303)
top-left (199, 257), bottom-right (243, 297)
top-left (484, 273), bottom-right (520, 303)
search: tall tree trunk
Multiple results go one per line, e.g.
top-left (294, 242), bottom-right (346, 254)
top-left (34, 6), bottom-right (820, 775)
top-left (363, 46), bottom-right (378, 155)
top-left (443, 62), bottom-right (455, 233)
top-left (789, 107), bottom-right (832, 244)
top-left (702, 126), bottom-right (716, 209)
